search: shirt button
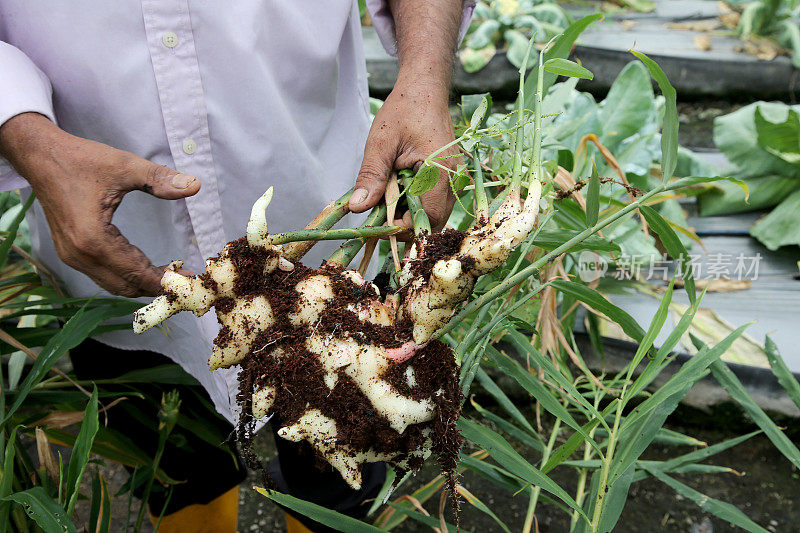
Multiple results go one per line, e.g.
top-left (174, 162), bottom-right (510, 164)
top-left (162, 32), bottom-right (179, 48)
top-left (182, 139), bottom-right (197, 155)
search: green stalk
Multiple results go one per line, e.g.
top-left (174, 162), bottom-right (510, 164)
top-left (135, 392), bottom-right (180, 532)
top-left (153, 486), bottom-right (174, 532)
top-left (135, 440), bottom-right (168, 531)
top-left (328, 205), bottom-right (388, 267)
top-left (432, 182), bottom-right (670, 340)
top-left (459, 283), bottom-right (548, 398)
top-left (487, 186), bottom-right (511, 216)
top-left (523, 418), bottom-right (562, 533)
top-left (508, 38), bottom-right (536, 194)
top-left (591, 382), bottom-right (628, 531)
top-left (471, 151), bottom-right (489, 221)
top-left (283, 188), bottom-right (353, 261)
top-left (530, 46), bottom-right (545, 191)
top-left (460, 339), bottom-right (490, 398)
top-left (399, 171), bottom-right (431, 235)
top-left (572, 392), bottom-right (602, 530)
top-left (456, 221), bottom-right (550, 394)
top-left (468, 283), bottom-right (544, 347)
top-left (268, 226), bottom-right (401, 245)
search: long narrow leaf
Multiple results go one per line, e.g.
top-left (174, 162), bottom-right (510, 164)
top-left (0, 193), bottom-right (34, 272)
top-left (1, 486), bottom-right (77, 533)
top-left (0, 426), bottom-right (20, 533)
top-left (366, 469), bottom-right (397, 516)
top-left (376, 455), bottom-right (476, 530)
top-left (544, 58), bottom-right (594, 80)
top-left (3, 302), bottom-right (136, 423)
top-left (66, 387), bottom-right (99, 516)
top-left (648, 427), bottom-right (705, 447)
top-left (455, 485), bottom-right (510, 533)
top-left (623, 324), bottom-right (748, 431)
top-left (523, 14), bottom-right (603, 109)
top-left (384, 502), bottom-right (462, 533)
top-left (631, 463), bottom-right (736, 482)
top-left (504, 330), bottom-right (606, 423)
top-left (470, 398), bottom-right (544, 452)
top-left (710, 359), bottom-right (800, 470)
top-left (89, 473), bottom-right (111, 533)
top-left (626, 278), bottom-right (674, 377)
top-left (457, 418), bottom-right (590, 522)
top-left (653, 430), bottom-right (761, 474)
top-left (764, 335), bottom-right (800, 411)
top-left (485, 347), bottom-right (603, 455)
top-left (639, 205), bottom-right (696, 303)
top-left (598, 464), bottom-right (635, 533)
top-left (476, 368), bottom-right (538, 437)
top-left (542, 418), bottom-right (602, 475)
top-left (42, 427), bottom-right (180, 485)
top-left (645, 469), bottom-right (769, 533)
top-left (550, 280), bottom-right (645, 342)
top-left (630, 51), bottom-right (678, 183)
top-left (255, 487), bottom-right (383, 532)
top-left (542, 400), bottom-right (619, 474)
top-left (628, 290), bottom-right (706, 399)
top-left (460, 454), bottom-right (527, 493)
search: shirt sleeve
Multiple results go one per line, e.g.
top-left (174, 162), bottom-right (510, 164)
top-left (0, 41), bottom-right (56, 190)
top-left (366, 1), bottom-right (476, 57)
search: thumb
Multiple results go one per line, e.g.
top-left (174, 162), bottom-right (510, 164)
top-left (123, 156), bottom-right (201, 200)
top-left (350, 139), bottom-right (394, 213)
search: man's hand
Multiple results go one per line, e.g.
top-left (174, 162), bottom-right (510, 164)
top-left (0, 112), bottom-right (200, 297)
top-left (350, 0), bottom-right (464, 233)
top-left (351, 81), bottom-right (458, 233)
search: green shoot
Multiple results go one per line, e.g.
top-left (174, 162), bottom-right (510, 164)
top-left (328, 205), bottom-right (388, 267)
top-left (268, 226), bottom-right (402, 246)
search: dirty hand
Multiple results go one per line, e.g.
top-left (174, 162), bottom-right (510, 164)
top-left (349, 80), bottom-right (459, 235)
top-left (0, 112), bottom-right (200, 297)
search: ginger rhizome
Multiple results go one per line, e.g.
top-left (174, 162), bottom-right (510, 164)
top-left (133, 180), bottom-right (541, 489)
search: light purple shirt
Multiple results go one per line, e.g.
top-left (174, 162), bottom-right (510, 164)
top-left (0, 1), bottom-right (473, 421)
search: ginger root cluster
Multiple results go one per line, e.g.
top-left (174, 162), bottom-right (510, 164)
top-left (133, 184), bottom-right (540, 488)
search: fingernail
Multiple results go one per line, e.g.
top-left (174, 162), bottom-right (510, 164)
top-left (351, 188), bottom-right (368, 205)
top-left (171, 173), bottom-right (196, 189)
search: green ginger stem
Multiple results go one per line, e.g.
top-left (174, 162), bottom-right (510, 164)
top-left (471, 151), bottom-right (489, 221)
top-left (268, 226), bottom-right (401, 245)
top-left (523, 418), bottom-right (562, 533)
top-left (328, 205), bottom-right (388, 267)
top-left (283, 188), bottom-right (353, 261)
top-left (508, 39), bottom-right (535, 194)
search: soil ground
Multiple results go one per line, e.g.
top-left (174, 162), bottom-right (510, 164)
top-left (676, 100), bottom-right (744, 150)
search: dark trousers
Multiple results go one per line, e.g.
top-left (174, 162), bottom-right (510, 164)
top-left (70, 338), bottom-right (385, 528)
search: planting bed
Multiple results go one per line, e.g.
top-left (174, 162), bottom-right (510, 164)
top-left (364, 1), bottom-right (799, 99)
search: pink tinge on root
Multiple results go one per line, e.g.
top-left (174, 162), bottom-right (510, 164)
top-left (384, 340), bottom-right (427, 362)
